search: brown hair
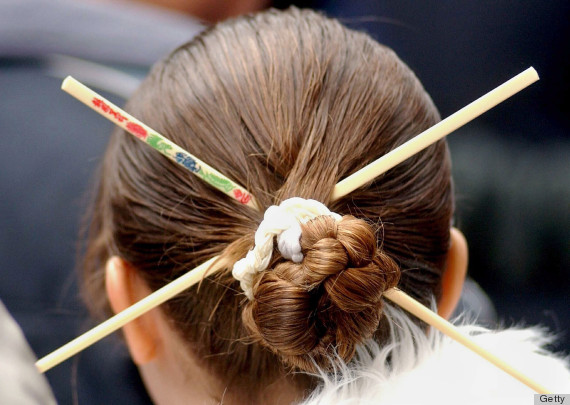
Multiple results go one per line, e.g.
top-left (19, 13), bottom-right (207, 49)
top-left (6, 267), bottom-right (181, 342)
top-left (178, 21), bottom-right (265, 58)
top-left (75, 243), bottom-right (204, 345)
top-left (82, 7), bottom-right (452, 400)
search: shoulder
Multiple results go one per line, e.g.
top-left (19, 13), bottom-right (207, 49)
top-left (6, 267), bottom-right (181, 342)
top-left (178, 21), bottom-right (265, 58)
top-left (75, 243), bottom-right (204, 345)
top-left (0, 301), bottom-right (56, 405)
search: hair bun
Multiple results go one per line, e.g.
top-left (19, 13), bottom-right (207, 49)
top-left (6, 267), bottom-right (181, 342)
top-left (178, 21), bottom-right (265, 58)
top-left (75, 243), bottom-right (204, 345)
top-left (242, 215), bottom-right (400, 371)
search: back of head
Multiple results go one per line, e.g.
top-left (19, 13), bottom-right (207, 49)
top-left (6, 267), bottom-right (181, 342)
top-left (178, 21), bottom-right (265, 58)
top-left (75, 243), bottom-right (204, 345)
top-left (82, 7), bottom-right (452, 401)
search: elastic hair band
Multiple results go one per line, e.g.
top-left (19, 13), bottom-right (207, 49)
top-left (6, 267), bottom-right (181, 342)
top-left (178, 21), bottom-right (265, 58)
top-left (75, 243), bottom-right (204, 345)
top-left (232, 198), bottom-right (340, 299)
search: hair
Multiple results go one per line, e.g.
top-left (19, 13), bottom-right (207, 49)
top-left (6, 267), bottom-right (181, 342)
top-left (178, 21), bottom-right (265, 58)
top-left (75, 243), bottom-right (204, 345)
top-left (81, 7), bottom-right (452, 401)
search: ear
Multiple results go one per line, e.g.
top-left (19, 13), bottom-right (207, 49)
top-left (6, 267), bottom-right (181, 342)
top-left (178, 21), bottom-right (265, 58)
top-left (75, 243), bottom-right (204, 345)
top-left (105, 256), bottom-right (159, 365)
top-left (437, 228), bottom-right (468, 319)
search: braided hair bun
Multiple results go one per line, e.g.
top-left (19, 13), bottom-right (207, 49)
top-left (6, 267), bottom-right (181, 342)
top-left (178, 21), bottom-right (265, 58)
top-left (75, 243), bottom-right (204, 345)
top-left (242, 215), bottom-right (400, 372)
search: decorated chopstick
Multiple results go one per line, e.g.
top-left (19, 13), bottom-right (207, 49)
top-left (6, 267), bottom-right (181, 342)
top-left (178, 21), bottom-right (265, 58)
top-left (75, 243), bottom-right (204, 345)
top-left (61, 77), bottom-right (257, 209)
top-left (37, 68), bottom-right (551, 393)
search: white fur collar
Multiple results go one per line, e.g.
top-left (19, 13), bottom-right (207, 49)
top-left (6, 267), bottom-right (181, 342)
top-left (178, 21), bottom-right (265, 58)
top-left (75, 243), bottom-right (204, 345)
top-left (301, 306), bottom-right (570, 405)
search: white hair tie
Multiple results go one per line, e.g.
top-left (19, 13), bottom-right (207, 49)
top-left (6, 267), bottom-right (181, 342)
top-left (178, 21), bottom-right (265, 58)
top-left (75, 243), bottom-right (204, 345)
top-left (232, 197), bottom-right (341, 299)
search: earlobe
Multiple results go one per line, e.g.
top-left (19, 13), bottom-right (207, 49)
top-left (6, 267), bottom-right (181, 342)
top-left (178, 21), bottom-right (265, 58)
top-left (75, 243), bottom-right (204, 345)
top-left (437, 228), bottom-right (469, 319)
top-left (105, 256), bottom-right (159, 365)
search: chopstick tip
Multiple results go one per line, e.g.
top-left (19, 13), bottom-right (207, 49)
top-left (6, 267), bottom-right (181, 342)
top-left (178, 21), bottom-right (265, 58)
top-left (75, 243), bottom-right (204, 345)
top-left (61, 76), bottom-right (74, 91)
top-left (527, 66), bottom-right (539, 81)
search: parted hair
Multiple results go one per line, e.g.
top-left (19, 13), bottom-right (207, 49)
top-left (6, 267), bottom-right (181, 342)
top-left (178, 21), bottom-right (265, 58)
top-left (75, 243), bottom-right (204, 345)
top-left (81, 7), bottom-right (452, 400)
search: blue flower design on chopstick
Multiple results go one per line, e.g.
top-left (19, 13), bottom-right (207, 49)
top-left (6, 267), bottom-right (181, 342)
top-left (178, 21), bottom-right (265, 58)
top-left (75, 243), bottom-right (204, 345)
top-left (175, 152), bottom-right (200, 173)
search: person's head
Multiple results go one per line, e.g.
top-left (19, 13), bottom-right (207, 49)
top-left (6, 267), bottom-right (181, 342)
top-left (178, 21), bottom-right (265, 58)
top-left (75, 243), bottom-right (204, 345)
top-left (82, 7), bottom-right (467, 404)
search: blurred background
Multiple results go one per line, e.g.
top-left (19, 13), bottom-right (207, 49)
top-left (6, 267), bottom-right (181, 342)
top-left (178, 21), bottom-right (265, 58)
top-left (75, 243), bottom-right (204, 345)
top-left (1, 0), bottom-right (568, 403)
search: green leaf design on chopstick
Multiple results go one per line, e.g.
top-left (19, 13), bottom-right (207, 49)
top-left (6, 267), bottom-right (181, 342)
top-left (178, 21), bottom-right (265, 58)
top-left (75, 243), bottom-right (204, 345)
top-left (147, 134), bottom-right (173, 154)
top-left (200, 170), bottom-right (236, 192)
